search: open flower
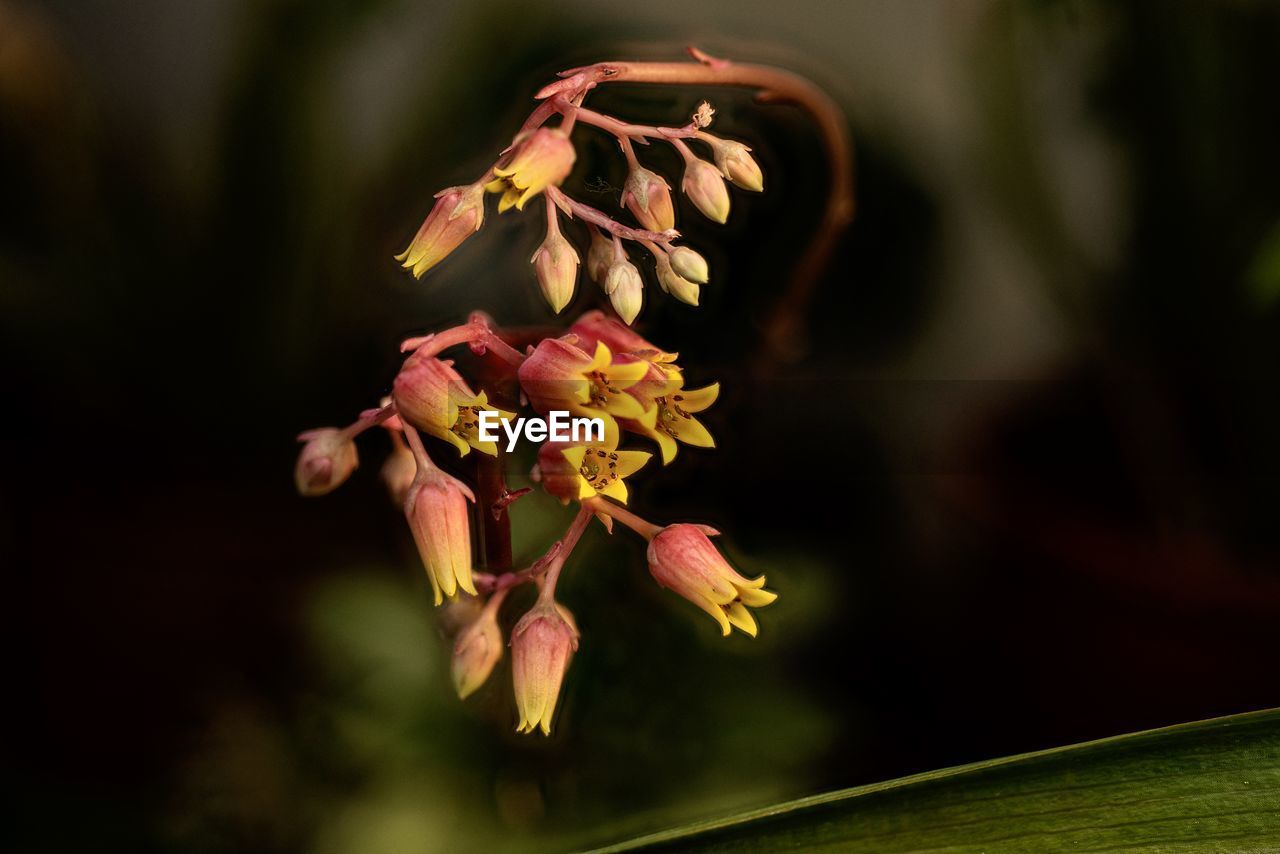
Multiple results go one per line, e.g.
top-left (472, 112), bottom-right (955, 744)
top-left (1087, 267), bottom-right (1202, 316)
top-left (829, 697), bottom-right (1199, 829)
top-left (517, 338), bottom-right (652, 445)
top-left (647, 523), bottom-right (776, 636)
top-left (295, 428), bottom-right (358, 496)
top-left (405, 454), bottom-right (477, 605)
top-left (622, 373), bottom-right (718, 464)
top-left (534, 437), bottom-right (651, 504)
top-left (395, 183), bottom-right (485, 278)
top-left (570, 310), bottom-right (675, 363)
top-left (393, 352), bottom-right (513, 456)
top-left (511, 597), bottom-right (579, 735)
top-left (486, 128), bottom-right (575, 212)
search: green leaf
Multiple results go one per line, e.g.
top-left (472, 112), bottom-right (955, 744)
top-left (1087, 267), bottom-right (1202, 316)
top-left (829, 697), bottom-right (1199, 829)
top-left (589, 708), bottom-right (1280, 852)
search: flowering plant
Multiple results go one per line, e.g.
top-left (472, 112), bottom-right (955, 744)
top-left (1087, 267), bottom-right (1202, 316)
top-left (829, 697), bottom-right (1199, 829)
top-left (296, 48), bottom-right (852, 735)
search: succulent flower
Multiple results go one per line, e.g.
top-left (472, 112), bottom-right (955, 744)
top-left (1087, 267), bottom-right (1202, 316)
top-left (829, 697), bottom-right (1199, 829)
top-left (295, 428), bottom-right (358, 496)
top-left (511, 597), bottom-right (579, 735)
top-left (647, 523), bottom-right (777, 636)
top-left (395, 183), bottom-right (486, 278)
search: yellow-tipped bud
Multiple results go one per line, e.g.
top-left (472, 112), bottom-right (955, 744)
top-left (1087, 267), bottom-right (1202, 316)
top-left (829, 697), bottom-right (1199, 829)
top-left (486, 128), bottom-right (576, 212)
top-left (682, 158), bottom-right (731, 224)
top-left (667, 246), bottom-right (709, 284)
top-left (710, 138), bottom-right (764, 192)
top-left (655, 253), bottom-right (700, 306)
top-left (405, 460), bottom-right (476, 606)
top-left (395, 183), bottom-right (485, 278)
top-left (532, 230), bottom-right (580, 313)
top-left (605, 260), bottom-right (645, 324)
top-left (647, 524), bottom-right (777, 637)
top-left (623, 166), bottom-right (676, 232)
top-left (511, 599), bottom-right (578, 735)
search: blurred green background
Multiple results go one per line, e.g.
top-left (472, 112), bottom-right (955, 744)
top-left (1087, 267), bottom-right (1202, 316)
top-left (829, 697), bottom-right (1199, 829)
top-left (6, 0), bottom-right (1280, 851)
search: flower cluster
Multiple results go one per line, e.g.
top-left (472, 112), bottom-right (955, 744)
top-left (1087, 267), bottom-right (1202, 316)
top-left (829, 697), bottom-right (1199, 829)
top-left (292, 48), bottom-right (843, 736)
top-left (296, 312), bottom-right (776, 734)
top-left (394, 67), bottom-right (763, 324)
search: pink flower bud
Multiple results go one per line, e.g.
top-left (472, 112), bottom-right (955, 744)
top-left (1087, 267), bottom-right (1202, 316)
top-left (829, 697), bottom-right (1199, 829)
top-left (380, 432), bottom-right (416, 506)
top-left (295, 428), bottom-right (358, 496)
top-left (647, 524), bottom-right (777, 637)
top-left (532, 230), bottom-right (580, 314)
top-left (709, 138), bottom-right (764, 191)
top-left (585, 226), bottom-right (613, 285)
top-left (511, 598), bottom-right (579, 735)
top-left (667, 246), bottom-right (709, 284)
top-left (452, 596), bottom-right (504, 699)
top-left (394, 183), bottom-right (485, 278)
top-left (623, 166), bottom-right (676, 232)
top-left (405, 461), bottom-right (476, 605)
top-left (392, 353), bottom-right (468, 435)
top-left (655, 253), bottom-right (700, 306)
top-left (516, 337), bottom-right (594, 414)
top-left (605, 260), bottom-right (645, 324)
top-left (486, 128), bottom-right (576, 212)
top-left (682, 158), bottom-right (731, 224)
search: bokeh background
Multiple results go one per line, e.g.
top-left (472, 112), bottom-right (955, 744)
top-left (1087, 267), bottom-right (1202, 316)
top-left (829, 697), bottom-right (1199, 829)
top-left (6, 0), bottom-right (1280, 851)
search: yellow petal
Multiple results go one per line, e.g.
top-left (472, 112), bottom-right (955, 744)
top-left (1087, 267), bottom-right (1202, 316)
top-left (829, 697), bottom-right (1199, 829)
top-left (598, 478), bottom-right (629, 503)
top-left (674, 382), bottom-right (719, 413)
top-left (738, 586), bottom-right (777, 607)
top-left (671, 414), bottom-right (715, 448)
top-left (612, 450), bottom-right (652, 478)
top-left (725, 602), bottom-right (758, 637)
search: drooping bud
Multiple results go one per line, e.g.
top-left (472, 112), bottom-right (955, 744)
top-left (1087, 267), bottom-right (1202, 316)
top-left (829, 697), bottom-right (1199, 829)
top-left (392, 354), bottom-right (464, 436)
top-left (708, 137), bottom-right (763, 191)
top-left (295, 428), bottom-right (358, 496)
top-left (605, 260), bottom-right (645, 324)
top-left (531, 228), bottom-right (580, 313)
top-left (380, 431), bottom-right (416, 506)
top-left (647, 523), bottom-right (777, 637)
top-left (623, 166), bottom-right (676, 232)
top-left (405, 456), bottom-right (477, 605)
top-left (585, 225), bottom-right (614, 286)
top-left (486, 128), bottom-right (576, 212)
top-left (655, 253), bottom-right (700, 306)
top-left (682, 158), bottom-right (731, 224)
top-left (511, 598), bottom-right (579, 735)
top-left (667, 246), bottom-right (709, 284)
top-left (452, 594), bottom-right (505, 699)
top-left (394, 183), bottom-right (485, 278)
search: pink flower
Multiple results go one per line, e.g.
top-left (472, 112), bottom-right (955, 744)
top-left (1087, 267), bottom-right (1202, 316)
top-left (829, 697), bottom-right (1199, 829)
top-left (511, 598), bottom-right (579, 735)
top-left (647, 524), bottom-right (776, 636)
top-left (395, 183), bottom-right (485, 278)
top-left (405, 460), bottom-right (476, 605)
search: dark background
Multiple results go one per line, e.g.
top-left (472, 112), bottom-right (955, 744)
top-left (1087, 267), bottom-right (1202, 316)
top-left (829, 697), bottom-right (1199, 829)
top-left (5, 1), bottom-right (1280, 851)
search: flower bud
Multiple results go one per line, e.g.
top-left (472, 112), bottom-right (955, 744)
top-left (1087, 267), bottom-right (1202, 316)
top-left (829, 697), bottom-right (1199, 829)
top-left (532, 230), bottom-right (580, 314)
top-left (682, 158), bottom-right (731, 224)
top-left (655, 254), bottom-right (700, 306)
top-left (709, 138), bottom-right (764, 191)
top-left (393, 354), bottom-right (465, 435)
top-left (647, 523), bottom-right (777, 637)
top-left (532, 441), bottom-right (583, 504)
top-left (511, 598), bottom-right (579, 735)
top-left (295, 428), bottom-right (358, 496)
top-left (395, 183), bottom-right (485, 278)
top-left (452, 596), bottom-right (504, 699)
top-left (623, 166), bottom-right (675, 232)
top-left (405, 461), bottom-right (477, 605)
top-left (605, 260), bottom-right (645, 324)
top-left (585, 226), bottom-right (613, 286)
top-left (380, 432), bottom-right (416, 506)
top-left (667, 246), bottom-right (709, 284)
top-left (486, 128), bottom-right (576, 212)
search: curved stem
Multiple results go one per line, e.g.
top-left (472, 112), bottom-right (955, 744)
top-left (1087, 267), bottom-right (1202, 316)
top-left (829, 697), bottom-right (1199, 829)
top-left (338, 401), bottom-right (397, 440)
top-left (547, 185), bottom-right (678, 244)
top-left (569, 53), bottom-right (855, 361)
top-left (540, 506), bottom-right (595, 598)
top-left (585, 497), bottom-right (662, 540)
